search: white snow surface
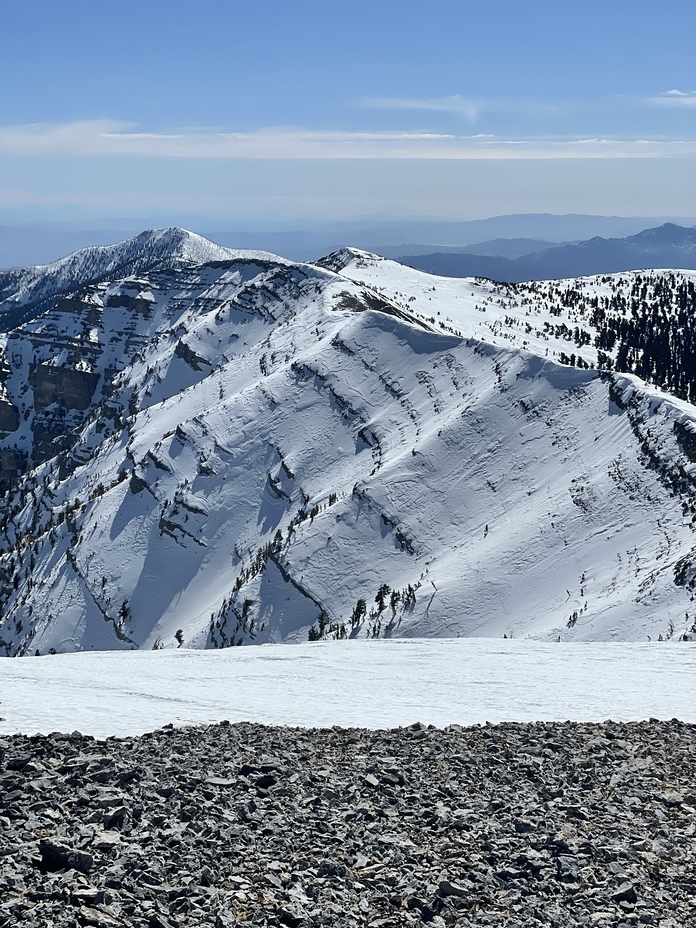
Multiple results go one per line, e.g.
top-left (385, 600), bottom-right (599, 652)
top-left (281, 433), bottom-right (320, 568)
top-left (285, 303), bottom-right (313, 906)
top-left (333, 247), bottom-right (696, 371)
top-left (1, 639), bottom-right (694, 738)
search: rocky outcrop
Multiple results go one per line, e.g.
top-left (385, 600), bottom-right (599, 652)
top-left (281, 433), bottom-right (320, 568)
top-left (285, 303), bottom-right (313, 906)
top-left (29, 365), bottom-right (100, 412)
top-left (174, 339), bottom-right (210, 371)
top-left (0, 449), bottom-right (26, 483)
top-left (0, 401), bottom-right (19, 436)
top-left (104, 292), bottom-right (154, 314)
top-left (0, 719), bottom-right (694, 927)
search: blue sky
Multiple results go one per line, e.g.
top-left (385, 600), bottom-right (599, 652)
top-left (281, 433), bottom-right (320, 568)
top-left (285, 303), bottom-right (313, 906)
top-left (1, 0), bottom-right (695, 222)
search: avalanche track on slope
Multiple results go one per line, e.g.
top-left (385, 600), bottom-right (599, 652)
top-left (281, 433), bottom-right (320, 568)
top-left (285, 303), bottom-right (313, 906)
top-left (0, 234), bottom-right (696, 654)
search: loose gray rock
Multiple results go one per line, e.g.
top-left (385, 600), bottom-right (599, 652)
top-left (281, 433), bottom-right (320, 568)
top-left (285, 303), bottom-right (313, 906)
top-left (38, 840), bottom-right (94, 875)
top-left (0, 719), bottom-right (693, 927)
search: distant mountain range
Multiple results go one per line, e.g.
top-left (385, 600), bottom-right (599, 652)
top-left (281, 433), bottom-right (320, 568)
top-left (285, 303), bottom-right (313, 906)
top-left (400, 223), bottom-right (696, 282)
top-left (3, 213), bottom-right (696, 267)
top-left (376, 238), bottom-right (562, 260)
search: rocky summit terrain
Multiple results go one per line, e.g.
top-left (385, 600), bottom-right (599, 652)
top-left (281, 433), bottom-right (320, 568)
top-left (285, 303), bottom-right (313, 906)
top-left (0, 720), bottom-right (694, 927)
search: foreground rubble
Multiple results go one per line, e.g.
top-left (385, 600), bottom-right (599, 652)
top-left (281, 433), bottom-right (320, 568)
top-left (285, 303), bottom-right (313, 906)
top-left (0, 719), bottom-right (694, 927)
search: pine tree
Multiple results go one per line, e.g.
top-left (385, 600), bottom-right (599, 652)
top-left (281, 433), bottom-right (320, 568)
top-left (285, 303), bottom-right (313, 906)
top-left (375, 583), bottom-right (391, 612)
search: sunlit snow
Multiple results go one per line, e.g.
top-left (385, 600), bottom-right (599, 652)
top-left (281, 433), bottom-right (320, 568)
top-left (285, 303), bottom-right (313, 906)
top-left (1, 639), bottom-right (694, 738)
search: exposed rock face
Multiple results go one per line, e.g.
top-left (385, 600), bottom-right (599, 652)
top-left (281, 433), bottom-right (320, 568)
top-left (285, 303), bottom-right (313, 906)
top-left (0, 448), bottom-right (26, 485)
top-left (173, 338), bottom-right (211, 371)
top-left (0, 278), bottom-right (157, 472)
top-left (30, 365), bottom-right (100, 411)
top-left (0, 719), bottom-right (694, 927)
top-left (103, 291), bottom-right (155, 314)
top-left (0, 400), bottom-right (19, 436)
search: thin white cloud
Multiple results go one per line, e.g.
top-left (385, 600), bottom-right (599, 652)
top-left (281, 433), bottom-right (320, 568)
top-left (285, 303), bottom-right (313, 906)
top-left (364, 95), bottom-right (483, 121)
top-left (1, 120), bottom-right (695, 160)
top-left (647, 90), bottom-right (696, 107)
top-left (362, 95), bottom-right (565, 120)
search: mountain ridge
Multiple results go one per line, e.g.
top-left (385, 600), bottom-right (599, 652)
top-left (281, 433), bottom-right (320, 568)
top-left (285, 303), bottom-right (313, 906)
top-left (5, 213), bottom-right (696, 268)
top-left (0, 231), bottom-right (695, 654)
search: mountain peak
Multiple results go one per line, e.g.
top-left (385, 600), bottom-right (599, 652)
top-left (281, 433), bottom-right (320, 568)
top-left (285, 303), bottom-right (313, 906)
top-left (76, 226), bottom-right (261, 268)
top-left (314, 246), bottom-right (385, 273)
top-left (125, 227), bottom-right (237, 263)
top-left (0, 228), bottom-right (287, 330)
top-left (632, 222), bottom-right (696, 246)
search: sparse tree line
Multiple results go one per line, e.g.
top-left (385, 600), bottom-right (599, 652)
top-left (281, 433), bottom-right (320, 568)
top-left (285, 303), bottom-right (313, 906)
top-left (207, 489), bottom-right (343, 649)
top-left (307, 581), bottom-right (420, 642)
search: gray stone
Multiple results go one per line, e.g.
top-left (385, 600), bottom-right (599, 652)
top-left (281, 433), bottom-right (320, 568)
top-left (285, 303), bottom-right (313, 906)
top-left (0, 719), bottom-right (693, 927)
top-left (38, 839), bottom-right (94, 874)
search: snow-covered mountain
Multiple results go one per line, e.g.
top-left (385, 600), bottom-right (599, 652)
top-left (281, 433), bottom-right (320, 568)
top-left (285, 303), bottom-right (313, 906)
top-left (1, 231), bottom-right (696, 655)
top-left (0, 228), bottom-right (280, 330)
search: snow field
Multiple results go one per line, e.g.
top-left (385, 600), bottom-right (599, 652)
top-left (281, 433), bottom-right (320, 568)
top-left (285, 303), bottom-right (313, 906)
top-left (1, 639), bottom-right (695, 738)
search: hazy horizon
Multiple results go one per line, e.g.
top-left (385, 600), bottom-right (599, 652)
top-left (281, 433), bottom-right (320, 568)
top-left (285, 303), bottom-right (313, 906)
top-left (3, 211), bottom-right (696, 269)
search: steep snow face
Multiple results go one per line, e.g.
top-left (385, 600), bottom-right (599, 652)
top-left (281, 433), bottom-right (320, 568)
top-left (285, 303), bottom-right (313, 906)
top-left (0, 228), bottom-right (284, 330)
top-left (1, 241), bottom-right (696, 655)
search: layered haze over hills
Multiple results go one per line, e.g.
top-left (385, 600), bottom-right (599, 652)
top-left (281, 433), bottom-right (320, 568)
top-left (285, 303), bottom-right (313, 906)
top-left (4, 213), bottom-right (696, 269)
top-left (402, 223), bottom-right (696, 282)
top-left (0, 229), bottom-right (695, 656)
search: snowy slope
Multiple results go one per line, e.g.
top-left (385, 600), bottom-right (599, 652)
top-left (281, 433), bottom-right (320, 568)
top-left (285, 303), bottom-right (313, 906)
top-left (331, 249), bottom-right (692, 366)
top-left (1, 233), bottom-right (696, 655)
top-left (2, 640), bottom-right (695, 737)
